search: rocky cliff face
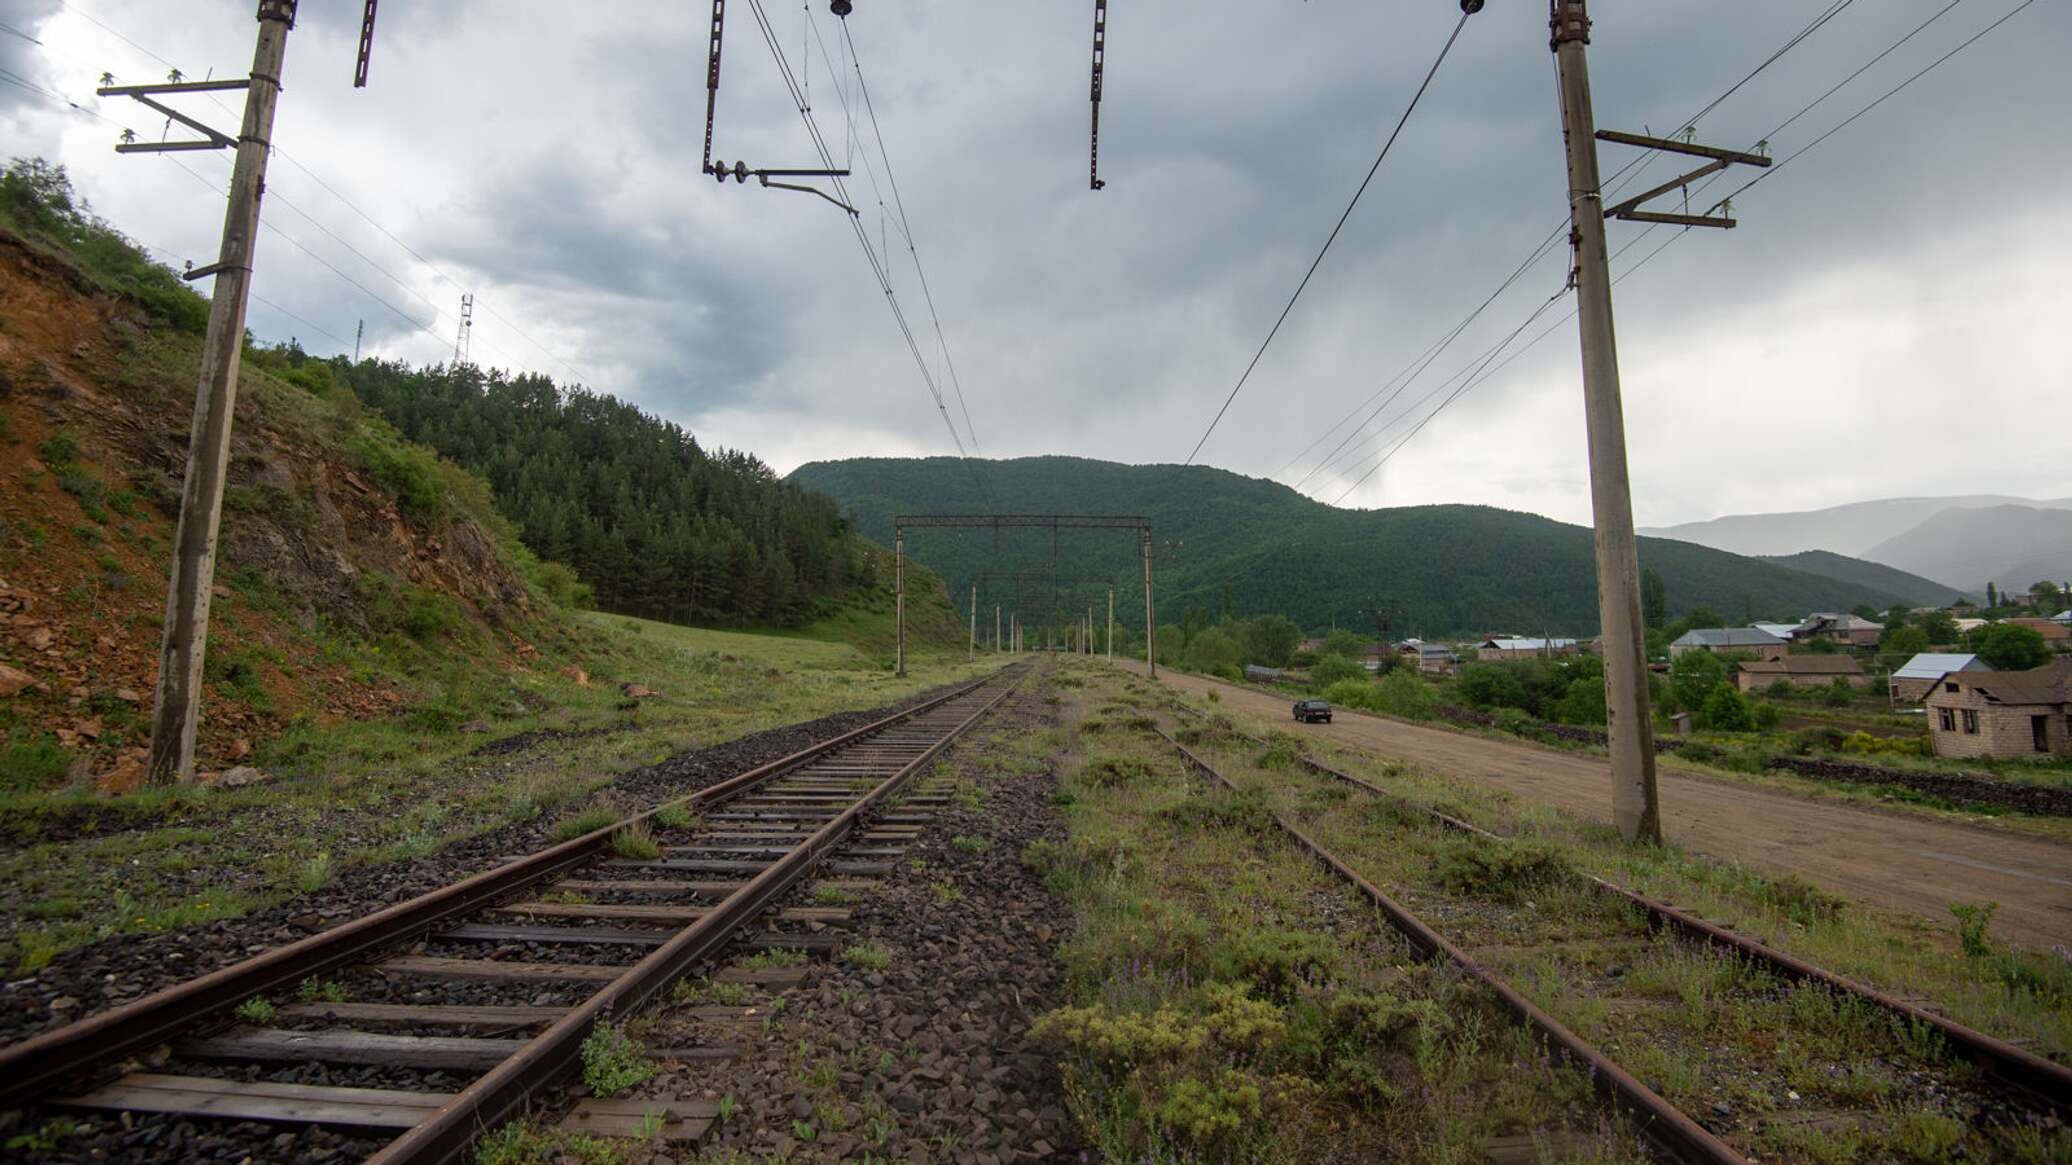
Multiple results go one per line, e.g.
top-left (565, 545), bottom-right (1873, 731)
top-left (0, 232), bottom-right (546, 789)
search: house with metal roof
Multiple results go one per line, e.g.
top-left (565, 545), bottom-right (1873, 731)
top-left (1668, 627), bottom-right (1788, 658)
top-left (1735, 654), bottom-right (1867, 692)
top-left (1890, 652), bottom-right (1993, 703)
top-left (1792, 613), bottom-right (1883, 647)
top-left (1478, 637), bottom-right (1579, 661)
top-left (1751, 621), bottom-right (1801, 641)
top-left (2054, 608), bottom-right (2072, 626)
top-left (1925, 659), bottom-right (2072, 758)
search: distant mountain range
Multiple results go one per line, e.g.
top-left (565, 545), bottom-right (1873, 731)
top-left (1642, 496), bottom-right (2072, 594)
top-left (789, 456), bottom-right (1961, 637)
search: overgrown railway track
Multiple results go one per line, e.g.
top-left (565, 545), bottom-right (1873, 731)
top-left (1157, 712), bottom-right (2070, 1163)
top-left (0, 665), bottom-right (1027, 1163)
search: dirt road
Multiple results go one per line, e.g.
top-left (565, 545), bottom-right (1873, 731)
top-left (1123, 662), bottom-right (2072, 951)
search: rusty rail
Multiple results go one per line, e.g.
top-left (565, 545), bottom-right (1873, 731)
top-left (1175, 704), bottom-right (2072, 1117)
top-left (1158, 726), bottom-right (1751, 1165)
top-left (0, 669), bottom-right (1012, 1110)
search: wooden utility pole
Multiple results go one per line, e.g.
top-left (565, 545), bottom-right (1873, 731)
top-left (128, 1), bottom-right (297, 784)
top-left (1551, 0), bottom-right (1656, 842)
top-left (894, 527), bottom-right (906, 677)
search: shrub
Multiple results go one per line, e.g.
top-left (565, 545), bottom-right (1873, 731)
top-left (349, 421), bottom-right (446, 518)
top-left (1321, 678), bottom-right (1381, 712)
top-left (1210, 928), bottom-right (1338, 1002)
top-left (1669, 651), bottom-right (1728, 714)
top-left (1081, 753), bottom-right (1156, 788)
top-left (1309, 653), bottom-right (1367, 687)
top-left (1373, 670), bottom-right (1439, 720)
top-left (1456, 663), bottom-right (1529, 712)
top-left (0, 731), bottom-right (74, 792)
top-left (1820, 678), bottom-right (1856, 708)
top-left (1699, 685), bottom-right (1754, 732)
top-left (1431, 837), bottom-right (1571, 900)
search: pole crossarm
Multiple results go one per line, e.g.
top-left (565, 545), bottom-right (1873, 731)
top-left (1594, 130), bottom-right (1770, 229)
top-left (894, 514), bottom-right (1148, 531)
top-left (98, 81), bottom-right (248, 151)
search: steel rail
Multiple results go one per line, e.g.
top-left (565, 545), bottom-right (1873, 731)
top-left (1289, 747), bottom-right (2072, 1115)
top-left (0, 670), bottom-right (1009, 1108)
top-left (366, 666), bottom-right (1028, 1163)
top-left (1178, 703), bottom-right (2072, 1116)
top-left (1156, 726), bottom-right (1749, 1165)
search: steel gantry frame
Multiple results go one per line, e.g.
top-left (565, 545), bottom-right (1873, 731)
top-left (893, 515), bottom-right (1154, 678)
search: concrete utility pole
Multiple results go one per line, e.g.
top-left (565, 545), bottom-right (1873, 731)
top-left (1142, 527), bottom-right (1157, 677)
top-left (894, 527), bottom-right (906, 677)
top-left (1107, 584), bottom-right (1115, 662)
top-left (968, 581), bottom-right (977, 662)
top-left (995, 605), bottom-right (1001, 652)
top-left (130, 1), bottom-right (297, 785)
top-left (1551, 0), bottom-right (1657, 843)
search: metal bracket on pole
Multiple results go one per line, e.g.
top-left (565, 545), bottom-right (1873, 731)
top-left (1088, 0), bottom-right (1108, 190)
top-left (354, 0), bottom-right (378, 88)
top-left (1594, 130), bottom-right (1770, 229)
top-left (709, 160), bottom-right (858, 215)
top-left (97, 79), bottom-right (250, 152)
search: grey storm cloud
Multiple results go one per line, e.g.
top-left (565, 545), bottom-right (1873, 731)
top-left (3, 1), bottom-right (2067, 523)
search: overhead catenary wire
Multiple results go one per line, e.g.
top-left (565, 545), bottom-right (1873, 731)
top-left (1181, 7), bottom-right (1475, 467)
top-left (1327, 0), bottom-right (2034, 507)
top-left (739, 0), bottom-right (992, 506)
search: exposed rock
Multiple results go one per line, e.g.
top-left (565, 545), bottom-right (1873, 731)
top-left (622, 682), bottom-right (659, 699)
top-left (0, 661), bottom-right (35, 697)
top-left (212, 765), bottom-right (268, 788)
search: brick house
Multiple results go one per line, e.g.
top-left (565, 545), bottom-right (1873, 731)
top-left (1735, 654), bottom-right (1868, 693)
top-left (1890, 652), bottom-right (1991, 703)
top-left (1924, 660), bottom-right (2072, 759)
top-left (2004, 617), bottom-right (2070, 644)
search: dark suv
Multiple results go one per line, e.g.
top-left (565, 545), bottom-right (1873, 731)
top-left (1292, 699), bottom-right (1332, 724)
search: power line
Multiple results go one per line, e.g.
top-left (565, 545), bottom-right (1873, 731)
top-left (1182, 6), bottom-right (1476, 466)
top-left (839, 17), bottom-right (980, 457)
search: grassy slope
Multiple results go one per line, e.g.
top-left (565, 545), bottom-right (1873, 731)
top-left (791, 455), bottom-right (1924, 636)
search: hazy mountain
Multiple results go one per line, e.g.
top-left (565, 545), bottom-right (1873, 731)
top-left (1860, 505), bottom-right (2072, 594)
top-left (1638, 495), bottom-right (2072, 558)
top-left (790, 456), bottom-right (1933, 636)
top-left (1755, 550), bottom-right (1967, 608)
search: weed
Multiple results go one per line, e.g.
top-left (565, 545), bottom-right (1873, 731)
top-left (474, 1120), bottom-right (624, 1165)
top-left (951, 834), bottom-right (991, 853)
top-left (1254, 737), bottom-right (1302, 770)
top-left (709, 980), bottom-right (750, 1006)
top-left (813, 884), bottom-right (857, 906)
top-left (653, 802), bottom-right (696, 829)
top-left (1950, 901), bottom-right (1999, 958)
top-left (0, 730), bottom-right (73, 793)
top-left (295, 977), bottom-right (348, 1003)
top-left (1430, 837), bottom-right (1572, 901)
top-left (792, 1119), bottom-right (817, 1143)
top-left (295, 850), bottom-right (334, 893)
top-left (609, 820), bottom-right (661, 861)
top-left (554, 805), bottom-right (617, 841)
top-left (579, 1021), bottom-right (654, 1098)
top-left (1081, 753), bottom-right (1156, 789)
top-left (4, 1118), bottom-right (83, 1153)
top-left (930, 880), bottom-right (963, 903)
top-left (841, 942), bottom-right (892, 971)
top-left (1161, 787), bottom-right (1274, 834)
top-left (716, 1094), bottom-right (738, 1123)
top-left (742, 947), bottom-right (808, 969)
top-left (36, 429), bottom-right (81, 468)
top-left (233, 996), bottom-right (276, 1025)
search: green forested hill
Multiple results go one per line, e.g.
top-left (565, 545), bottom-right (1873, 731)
top-left (1756, 550), bottom-right (1964, 609)
top-left (340, 364), bottom-right (869, 627)
top-left (788, 456), bottom-right (1924, 637)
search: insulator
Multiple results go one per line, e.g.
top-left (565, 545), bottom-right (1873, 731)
top-left (830, 0), bottom-right (852, 15)
top-left (733, 161), bottom-right (749, 182)
top-left (1461, 0), bottom-right (1485, 11)
top-left (711, 161), bottom-right (727, 183)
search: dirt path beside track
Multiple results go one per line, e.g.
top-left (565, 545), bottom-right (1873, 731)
top-left (1122, 662), bottom-right (2072, 951)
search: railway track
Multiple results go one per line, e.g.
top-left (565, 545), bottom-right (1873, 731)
top-left (1155, 714), bottom-right (2071, 1164)
top-left (0, 665), bottom-right (1027, 1164)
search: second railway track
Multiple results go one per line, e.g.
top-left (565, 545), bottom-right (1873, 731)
top-left (0, 664), bottom-right (1030, 1164)
top-left (1157, 708), bottom-right (2070, 1164)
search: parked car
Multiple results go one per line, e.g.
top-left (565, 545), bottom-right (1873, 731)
top-left (1292, 699), bottom-right (1332, 724)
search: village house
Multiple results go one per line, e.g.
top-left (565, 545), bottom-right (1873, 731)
top-left (1399, 640), bottom-right (1460, 675)
top-left (1668, 627), bottom-right (1788, 659)
top-left (1791, 613), bottom-right (1883, 647)
top-left (1890, 652), bottom-right (1992, 703)
top-left (1751, 621), bottom-right (1801, 642)
top-left (1735, 654), bottom-right (1869, 692)
top-left (1478, 636), bottom-right (1579, 661)
top-left (1925, 659), bottom-right (2072, 759)
top-left (2004, 616), bottom-right (2070, 645)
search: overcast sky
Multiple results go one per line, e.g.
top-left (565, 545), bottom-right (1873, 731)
top-left (3, 0), bottom-right (2066, 528)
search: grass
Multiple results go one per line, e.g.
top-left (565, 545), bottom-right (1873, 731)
top-left (0, 612), bottom-right (997, 972)
top-left (838, 942), bottom-right (892, 971)
top-left (1158, 674), bottom-right (2072, 1162)
top-left (578, 1021), bottom-right (653, 1099)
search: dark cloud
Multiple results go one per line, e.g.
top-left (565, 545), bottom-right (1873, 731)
top-left (4, 0), bottom-right (2067, 525)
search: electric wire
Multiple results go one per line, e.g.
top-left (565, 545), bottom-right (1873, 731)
top-left (1181, 7), bottom-right (1473, 467)
top-left (1327, 0), bottom-right (2032, 506)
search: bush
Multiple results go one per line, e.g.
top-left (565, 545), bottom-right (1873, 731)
top-left (1669, 651), bottom-right (1728, 714)
top-left (1968, 623), bottom-right (2051, 671)
top-left (1699, 685), bottom-right (1754, 732)
top-left (1372, 670), bottom-right (1439, 720)
top-left (1321, 679), bottom-right (1381, 712)
top-left (1432, 837), bottom-right (1571, 900)
top-left (1309, 653), bottom-right (1367, 687)
top-left (578, 1022), bottom-right (653, 1098)
top-left (1819, 678), bottom-right (1856, 708)
top-left (348, 421), bottom-right (447, 518)
top-left (1455, 663), bottom-right (1529, 712)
